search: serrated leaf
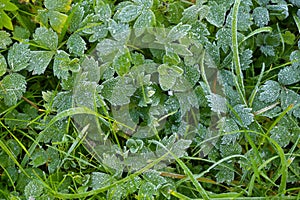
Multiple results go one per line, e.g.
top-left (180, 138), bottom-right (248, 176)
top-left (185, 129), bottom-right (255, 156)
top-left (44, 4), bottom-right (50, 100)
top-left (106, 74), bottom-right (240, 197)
top-left (282, 31), bottom-right (295, 45)
top-left (40, 119), bottom-right (68, 143)
top-left (7, 43), bottom-right (30, 72)
top-left (278, 65), bottom-right (300, 85)
top-left (134, 9), bottom-right (155, 37)
top-left (290, 50), bottom-right (300, 67)
top-left (81, 57), bottom-right (100, 83)
top-left (0, 73), bottom-right (26, 106)
top-left (67, 33), bottom-right (86, 56)
top-left (206, 93), bottom-right (227, 114)
top-left (240, 49), bottom-right (252, 70)
top-left (101, 77), bottom-right (136, 106)
top-left (253, 7), bottom-right (270, 27)
top-left (220, 142), bottom-right (242, 157)
top-left (270, 125), bottom-right (291, 147)
top-left (134, 0), bottom-right (153, 9)
top-left (138, 181), bottom-right (156, 198)
top-left (44, 0), bottom-right (71, 12)
top-left (218, 118), bottom-right (240, 144)
top-left (0, 54), bottom-right (7, 76)
top-left (158, 64), bottom-right (183, 91)
top-left (95, 3), bottom-right (111, 21)
top-left (24, 180), bottom-right (44, 199)
top-left (117, 4), bottom-right (142, 23)
top-left (48, 10), bottom-right (68, 33)
top-left (53, 50), bottom-right (70, 79)
top-left (69, 5), bottom-right (84, 32)
top-left (91, 172), bottom-right (112, 190)
top-left (52, 91), bottom-right (72, 112)
top-left (29, 51), bottom-right (54, 75)
top-left (109, 20), bottom-right (131, 42)
top-left (206, 1), bottom-right (226, 27)
top-left (280, 89), bottom-right (300, 118)
top-left (96, 39), bottom-right (120, 58)
top-left (0, 31), bottom-right (12, 49)
top-left (233, 104), bottom-right (254, 127)
top-left (216, 166), bottom-right (235, 183)
top-left (259, 80), bottom-right (281, 103)
top-left (167, 22), bottom-right (191, 42)
top-left (33, 27), bottom-right (58, 50)
top-left (113, 49), bottom-right (131, 76)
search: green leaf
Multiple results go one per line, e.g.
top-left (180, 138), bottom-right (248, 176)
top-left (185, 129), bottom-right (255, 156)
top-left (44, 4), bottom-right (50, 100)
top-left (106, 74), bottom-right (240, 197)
top-left (113, 49), bottom-right (131, 76)
top-left (29, 148), bottom-right (48, 167)
top-left (7, 43), bottom-right (30, 72)
top-left (220, 142), bottom-right (242, 157)
top-left (0, 73), bottom-right (26, 106)
top-left (133, 9), bottom-right (156, 37)
top-left (0, 0), bottom-right (18, 11)
top-left (215, 165), bottom-right (235, 183)
top-left (206, 1), bottom-right (226, 28)
top-left (270, 125), bottom-right (291, 147)
top-left (239, 49), bottom-right (252, 70)
top-left (280, 89), bottom-right (300, 118)
top-left (0, 10), bottom-right (13, 30)
top-left (0, 30), bottom-right (12, 49)
top-left (290, 50), bottom-right (300, 67)
top-left (44, 0), bottom-right (71, 12)
top-left (167, 22), bottom-right (191, 42)
top-left (81, 57), bottom-right (100, 83)
top-left (101, 76), bottom-right (136, 106)
top-left (40, 118), bottom-right (68, 143)
top-left (0, 54), bottom-right (7, 76)
top-left (117, 4), bottom-right (142, 23)
top-left (91, 172), bottom-right (112, 190)
top-left (278, 65), bottom-right (300, 85)
top-left (181, 4), bottom-right (209, 24)
top-left (206, 93), bottom-right (227, 114)
top-left (138, 181), bottom-right (156, 198)
top-left (24, 180), bottom-right (44, 199)
top-left (53, 50), bottom-right (70, 79)
top-left (67, 33), bottom-right (87, 56)
top-left (259, 80), bottom-right (281, 103)
top-left (95, 3), bottom-right (112, 21)
top-left (282, 31), bottom-right (295, 45)
top-left (52, 91), bottom-right (72, 112)
top-left (253, 7), bottom-right (270, 27)
top-left (48, 10), bottom-right (68, 33)
top-left (134, 0), bottom-right (153, 9)
top-left (218, 118), bottom-right (240, 144)
top-left (158, 64), bottom-right (184, 91)
top-left (233, 104), bottom-right (254, 127)
top-left (33, 27), bottom-right (58, 50)
top-left (29, 51), bottom-right (54, 75)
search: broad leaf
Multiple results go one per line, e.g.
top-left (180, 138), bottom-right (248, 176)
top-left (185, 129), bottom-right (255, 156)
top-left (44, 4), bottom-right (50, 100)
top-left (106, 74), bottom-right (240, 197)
top-left (206, 93), bottom-right (227, 114)
top-left (33, 27), bottom-right (58, 50)
top-left (167, 22), bottom-right (191, 42)
top-left (158, 64), bottom-right (184, 91)
top-left (253, 7), bottom-right (270, 27)
top-left (67, 33), bottom-right (87, 56)
top-left (0, 54), bottom-right (7, 76)
top-left (206, 1), bottom-right (226, 28)
top-left (233, 104), bottom-right (254, 128)
top-left (117, 4), bottom-right (142, 23)
top-left (278, 65), bottom-right (300, 85)
top-left (0, 30), bottom-right (12, 49)
top-left (29, 51), bottom-right (54, 75)
top-left (259, 80), bottom-right (281, 103)
top-left (53, 50), bottom-right (70, 79)
top-left (44, 0), bottom-right (71, 12)
top-left (133, 9), bottom-right (156, 37)
top-left (7, 43), bottom-right (30, 72)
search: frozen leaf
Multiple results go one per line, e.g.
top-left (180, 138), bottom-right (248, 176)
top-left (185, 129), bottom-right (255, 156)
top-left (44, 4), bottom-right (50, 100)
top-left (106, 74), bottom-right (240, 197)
top-left (101, 77), bottom-right (136, 106)
top-left (109, 20), bottom-right (131, 41)
top-left (218, 118), bottom-right (240, 144)
top-left (134, 9), bottom-right (156, 37)
top-left (7, 43), bottom-right (30, 72)
top-left (33, 27), bottom-right (58, 50)
top-left (67, 33), bottom-right (86, 56)
top-left (0, 73), bottom-right (26, 106)
top-left (29, 51), bottom-right (54, 75)
top-left (280, 89), bottom-right (300, 118)
top-left (95, 3), bottom-right (112, 21)
top-left (181, 4), bottom-right (209, 23)
top-left (143, 170), bottom-right (167, 186)
top-left (113, 49), bottom-right (131, 76)
top-left (270, 126), bottom-right (291, 147)
top-left (48, 10), bottom-right (68, 33)
top-left (97, 39), bottom-right (120, 58)
top-left (206, 93), bottom-right (227, 114)
top-left (134, 0), bottom-right (153, 9)
top-left (88, 24), bottom-right (108, 42)
top-left (138, 181), bottom-right (156, 198)
top-left (290, 50), bottom-right (300, 67)
top-left (91, 172), bottom-right (112, 190)
top-left (24, 180), bottom-right (43, 199)
top-left (220, 142), bottom-right (242, 157)
top-left (40, 119), bottom-right (67, 143)
top-left (53, 50), bottom-right (70, 79)
top-left (44, 0), bottom-right (71, 12)
top-left (0, 54), bottom-right (7, 76)
top-left (69, 5), bottom-right (84, 32)
top-left (216, 166), bottom-right (234, 183)
top-left (53, 91), bottom-right (72, 112)
top-left (81, 57), bottom-right (100, 83)
top-left (259, 80), bottom-right (281, 103)
top-left (117, 4), bottom-right (142, 23)
top-left (216, 28), bottom-right (232, 53)
top-left (278, 65), bottom-right (300, 85)
top-left (206, 1), bottom-right (226, 27)
top-left (0, 31), bottom-right (12, 49)
top-left (167, 22), bottom-right (191, 42)
top-left (158, 64), bottom-right (183, 91)
top-left (253, 7), bottom-right (269, 27)
top-left (267, 4), bottom-right (289, 20)
top-left (29, 149), bottom-right (47, 167)
top-left (233, 104), bottom-right (254, 127)
top-left (239, 49), bottom-right (252, 70)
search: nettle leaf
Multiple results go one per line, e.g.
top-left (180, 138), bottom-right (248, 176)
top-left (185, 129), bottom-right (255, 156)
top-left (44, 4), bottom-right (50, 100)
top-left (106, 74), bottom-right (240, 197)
top-left (101, 76), bottom-right (136, 106)
top-left (253, 7), bottom-right (270, 27)
top-left (40, 118), bottom-right (68, 143)
top-left (33, 27), bottom-right (58, 50)
top-left (44, 0), bottom-right (71, 13)
top-left (220, 142), bottom-right (242, 157)
top-left (206, 1), bottom-right (226, 28)
top-left (0, 31), bottom-right (12, 49)
top-left (278, 65), bottom-right (300, 85)
top-left (138, 181), bottom-right (156, 198)
top-left (190, 21), bottom-right (210, 44)
top-left (280, 89), bottom-right (300, 118)
top-left (29, 51), bottom-right (54, 75)
top-left (270, 125), bottom-right (291, 147)
top-left (67, 33), bottom-right (86, 56)
top-left (259, 80), bottom-right (281, 103)
top-left (7, 43), bottom-right (30, 72)
top-left (0, 73), bottom-right (26, 106)
top-left (206, 93), bottom-right (227, 114)
top-left (69, 5), bottom-right (84, 32)
top-left (133, 9), bottom-right (156, 37)
top-left (167, 22), bottom-right (191, 42)
top-left (233, 104), bottom-right (254, 128)
top-left (116, 4), bottom-right (142, 23)
top-left (53, 50), bottom-right (80, 79)
top-left (158, 64), bottom-right (184, 91)
top-left (0, 54), bottom-right (7, 76)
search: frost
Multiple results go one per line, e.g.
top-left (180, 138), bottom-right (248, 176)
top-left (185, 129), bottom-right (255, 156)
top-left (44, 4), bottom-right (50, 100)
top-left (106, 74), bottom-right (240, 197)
top-left (91, 172), bottom-right (112, 190)
top-left (278, 65), bottom-right (300, 85)
top-left (133, 9), bottom-right (156, 37)
top-left (52, 91), bottom-right (72, 112)
top-left (44, 0), bottom-right (71, 13)
top-left (206, 1), bottom-right (226, 28)
top-left (220, 142), bottom-right (242, 157)
top-left (216, 165), bottom-right (235, 183)
top-left (116, 4), bottom-right (142, 23)
top-left (29, 51), bottom-right (54, 75)
top-left (0, 73), bottom-right (26, 106)
top-left (253, 7), bottom-right (270, 27)
top-left (95, 3), bottom-right (112, 21)
top-left (138, 181), bottom-right (156, 198)
top-left (0, 54), bottom-right (7, 76)
top-left (280, 89), bottom-right (300, 118)
top-left (67, 33), bottom-right (86, 56)
top-left (24, 180), bottom-right (43, 199)
top-left (206, 93), bottom-right (227, 114)
top-left (270, 126), bottom-right (291, 147)
top-left (290, 50), bottom-right (300, 67)
top-left (233, 104), bottom-right (254, 128)
top-left (33, 27), bottom-right (58, 50)
top-left (48, 10), bottom-right (68, 33)
top-left (259, 80), bottom-right (281, 103)
top-left (218, 118), bottom-right (240, 144)
top-left (158, 64), bottom-right (183, 91)
top-left (0, 31), bottom-right (12, 49)
top-left (7, 43), bottom-right (30, 72)
top-left (167, 22), bottom-right (191, 42)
